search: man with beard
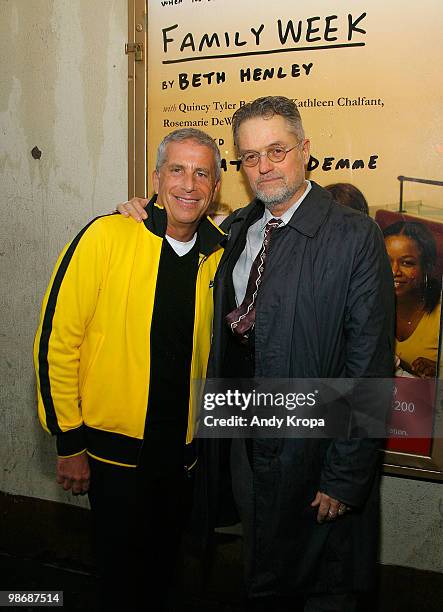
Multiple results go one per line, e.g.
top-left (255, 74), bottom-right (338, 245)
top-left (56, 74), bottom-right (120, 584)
top-left (118, 97), bottom-right (394, 612)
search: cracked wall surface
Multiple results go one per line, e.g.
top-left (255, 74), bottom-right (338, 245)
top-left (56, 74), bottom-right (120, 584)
top-left (0, 0), bottom-right (128, 510)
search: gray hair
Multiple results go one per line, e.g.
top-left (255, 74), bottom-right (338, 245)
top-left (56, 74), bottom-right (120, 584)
top-left (155, 128), bottom-right (221, 181)
top-left (232, 96), bottom-right (305, 147)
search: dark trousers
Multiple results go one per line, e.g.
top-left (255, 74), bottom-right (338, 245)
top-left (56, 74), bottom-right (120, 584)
top-left (232, 441), bottom-right (363, 612)
top-left (88, 457), bottom-right (193, 612)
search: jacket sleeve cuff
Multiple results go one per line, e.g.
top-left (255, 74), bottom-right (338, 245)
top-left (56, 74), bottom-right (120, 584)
top-left (56, 425), bottom-right (87, 457)
top-left (319, 439), bottom-right (382, 508)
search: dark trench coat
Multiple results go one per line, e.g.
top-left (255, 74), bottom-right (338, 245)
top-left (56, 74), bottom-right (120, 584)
top-left (196, 181), bottom-right (395, 597)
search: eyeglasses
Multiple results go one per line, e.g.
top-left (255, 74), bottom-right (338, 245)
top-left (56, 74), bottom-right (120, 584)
top-left (239, 144), bottom-right (300, 167)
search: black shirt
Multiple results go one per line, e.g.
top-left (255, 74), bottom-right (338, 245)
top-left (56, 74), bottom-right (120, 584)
top-left (141, 238), bottom-right (199, 474)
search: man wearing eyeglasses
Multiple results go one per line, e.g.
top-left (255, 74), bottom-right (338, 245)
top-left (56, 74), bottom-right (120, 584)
top-left (209, 96), bottom-right (394, 612)
top-left (118, 97), bottom-right (394, 612)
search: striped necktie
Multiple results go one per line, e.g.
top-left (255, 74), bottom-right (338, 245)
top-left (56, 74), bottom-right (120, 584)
top-left (226, 218), bottom-right (282, 340)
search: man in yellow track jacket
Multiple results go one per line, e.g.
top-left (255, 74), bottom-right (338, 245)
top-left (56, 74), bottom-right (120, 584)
top-left (34, 128), bottom-right (224, 611)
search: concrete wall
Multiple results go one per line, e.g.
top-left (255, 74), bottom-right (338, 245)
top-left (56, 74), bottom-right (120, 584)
top-left (0, 0), bottom-right (128, 509)
top-left (0, 0), bottom-right (441, 573)
top-left (380, 476), bottom-right (442, 572)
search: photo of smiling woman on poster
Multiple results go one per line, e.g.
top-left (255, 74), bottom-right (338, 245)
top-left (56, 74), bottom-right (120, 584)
top-left (383, 220), bottom-right (442, 378)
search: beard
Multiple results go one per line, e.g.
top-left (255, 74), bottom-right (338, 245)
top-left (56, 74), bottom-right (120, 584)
top-left (254, 177), bottom-right (303, 211)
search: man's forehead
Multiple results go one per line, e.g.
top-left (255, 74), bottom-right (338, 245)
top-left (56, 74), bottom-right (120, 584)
top-left (164, 138), bottom-right (214, 160)
top-left (237, 115), bottom-right (293, 149)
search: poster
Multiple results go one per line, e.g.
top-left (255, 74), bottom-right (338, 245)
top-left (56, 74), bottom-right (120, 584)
top-left (376, 210), bottom-right (443, 455)
top-left (147, 0), bottom-right (442, 213)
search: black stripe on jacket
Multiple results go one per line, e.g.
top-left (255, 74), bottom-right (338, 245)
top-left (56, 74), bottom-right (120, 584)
top-left (38, 216), bottom-right (104, 435)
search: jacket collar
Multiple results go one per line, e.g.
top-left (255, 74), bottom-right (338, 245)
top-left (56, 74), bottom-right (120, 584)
top-left (142, 194), bottom-right (226, 256)
top-left (286, 181), bottom-right (332, 237)
top-left (228, 181), bottom-right (332, 238)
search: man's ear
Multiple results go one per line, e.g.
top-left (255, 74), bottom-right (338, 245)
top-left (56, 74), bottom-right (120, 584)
top-left (302, 139), bottom-right (311, 166)
top-left (152, 170), bottom-right (159, 194)
top-left (214, 178), bottom-right (221, 197)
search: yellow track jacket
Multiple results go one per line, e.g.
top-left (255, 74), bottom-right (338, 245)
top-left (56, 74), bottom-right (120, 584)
top-left (34, 198), bottom-right (225, 467)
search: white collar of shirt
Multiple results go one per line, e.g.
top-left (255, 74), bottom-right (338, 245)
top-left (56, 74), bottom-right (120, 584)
top-left (260, 180), bottom-right (312, 230)
top-left (165, 233), bottom-right (197, 256)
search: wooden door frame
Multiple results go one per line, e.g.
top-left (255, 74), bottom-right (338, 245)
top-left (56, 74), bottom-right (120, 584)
top-left (127, 0), bottom-right (147, 198)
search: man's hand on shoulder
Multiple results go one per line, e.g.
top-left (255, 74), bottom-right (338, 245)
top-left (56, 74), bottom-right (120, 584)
top-left (56, 451), bottom-right (90, 495)
top-left (115, 197), bottom-right (149, 222)
top-left (311, 490), bottom-right (350, 524)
